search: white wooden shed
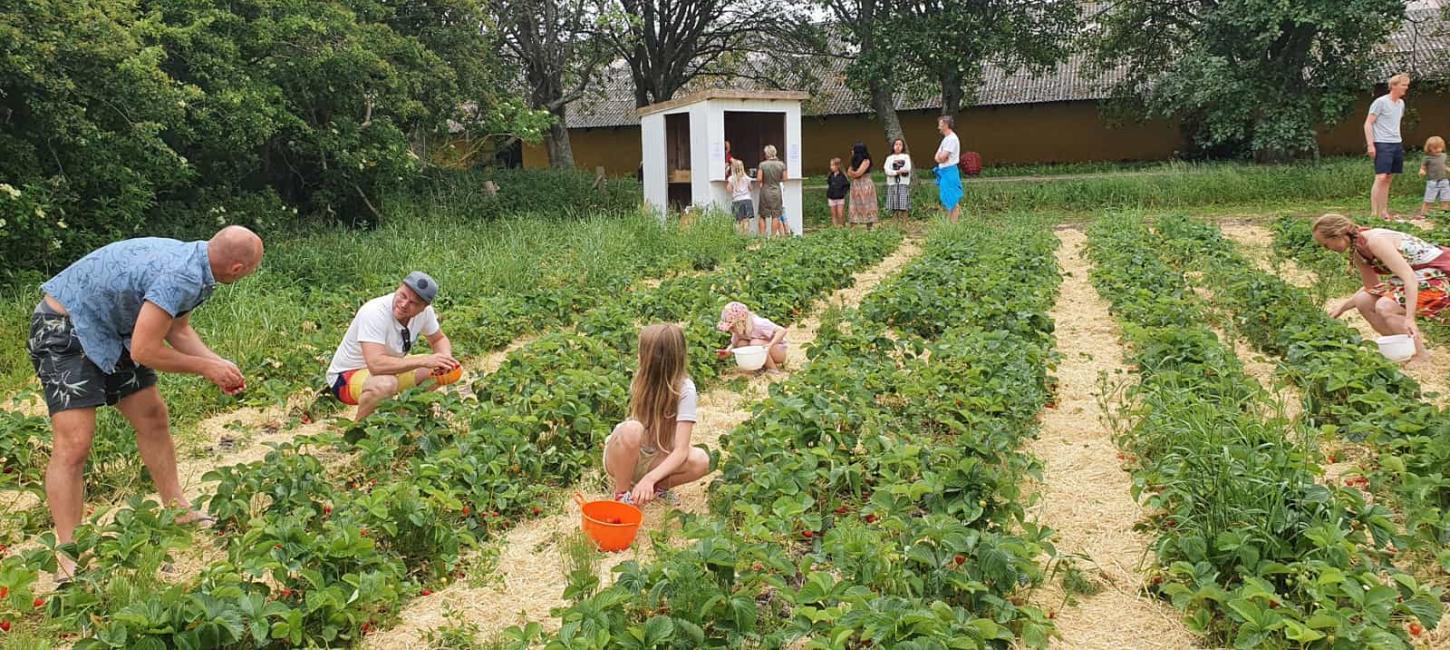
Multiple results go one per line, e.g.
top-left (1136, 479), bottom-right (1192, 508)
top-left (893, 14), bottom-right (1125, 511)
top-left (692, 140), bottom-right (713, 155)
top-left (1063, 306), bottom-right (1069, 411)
top-left (638, 90), bottom-right (808, 235)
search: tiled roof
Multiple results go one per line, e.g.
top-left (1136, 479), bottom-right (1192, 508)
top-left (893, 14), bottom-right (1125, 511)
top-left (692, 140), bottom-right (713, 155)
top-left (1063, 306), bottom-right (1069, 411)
top-left (563, 8), bottom-right (1449, 129)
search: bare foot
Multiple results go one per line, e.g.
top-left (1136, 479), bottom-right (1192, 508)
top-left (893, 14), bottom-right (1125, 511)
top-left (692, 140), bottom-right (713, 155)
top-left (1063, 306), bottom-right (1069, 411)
top-left (176, 510), bottom-right (217, 528)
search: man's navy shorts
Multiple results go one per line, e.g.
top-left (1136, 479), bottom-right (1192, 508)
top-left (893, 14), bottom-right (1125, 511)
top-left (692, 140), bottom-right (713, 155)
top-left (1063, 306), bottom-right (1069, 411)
top-left (1375, 141), bottom-right (1405, 175)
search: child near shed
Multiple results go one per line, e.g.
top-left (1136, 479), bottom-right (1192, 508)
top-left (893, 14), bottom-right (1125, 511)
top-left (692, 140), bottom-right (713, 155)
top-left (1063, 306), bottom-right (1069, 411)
top-left (826, 158), bottom-right (850, 228)
top-left (604, 323), bottom-right (710, 505)
top-left (1418, 135), bottom-right (1449, 219)
top-left (728, 159), bottom-right (756, 235)
top-left (716, 301), bottom-right (788, 371)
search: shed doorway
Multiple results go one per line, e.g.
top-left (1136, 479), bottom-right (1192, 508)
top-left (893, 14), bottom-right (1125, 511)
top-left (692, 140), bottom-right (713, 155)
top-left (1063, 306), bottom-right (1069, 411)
top-left (665, 113), bottom-right (692, 209)
top-left (725, 111), bottom-right (786, 173)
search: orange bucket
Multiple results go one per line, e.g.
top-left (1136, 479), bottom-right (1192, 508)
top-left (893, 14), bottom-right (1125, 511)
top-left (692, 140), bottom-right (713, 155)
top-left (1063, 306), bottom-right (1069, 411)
top-left (574, 492), bottom-right (643, 552)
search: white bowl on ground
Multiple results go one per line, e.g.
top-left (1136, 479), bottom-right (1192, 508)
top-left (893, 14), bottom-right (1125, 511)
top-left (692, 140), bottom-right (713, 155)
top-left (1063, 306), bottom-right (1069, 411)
top-left (1376, 334), bottom-right (1415, 362)
top-left (733, 345), bottom-right (768, 371)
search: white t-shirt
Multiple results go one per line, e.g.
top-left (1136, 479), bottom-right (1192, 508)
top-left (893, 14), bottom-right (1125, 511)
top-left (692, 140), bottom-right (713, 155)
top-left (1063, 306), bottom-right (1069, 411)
top-left (643, 378), bottom-right (698, 453)
top-left (936, 132), bottom-right (961, 170)
top-left (729, 174), bottom-right (753, 202)
top-left (1369, 94), bottom-right (1405, 143)
top-left (885, 153), bottom-right (912, 185)
top-left (326, 294), bottom-right (441, 384)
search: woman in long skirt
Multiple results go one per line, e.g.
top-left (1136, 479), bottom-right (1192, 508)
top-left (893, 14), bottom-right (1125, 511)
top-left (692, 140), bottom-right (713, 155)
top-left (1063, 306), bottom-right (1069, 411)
top-left (847, 142), bottom-right (878, 229)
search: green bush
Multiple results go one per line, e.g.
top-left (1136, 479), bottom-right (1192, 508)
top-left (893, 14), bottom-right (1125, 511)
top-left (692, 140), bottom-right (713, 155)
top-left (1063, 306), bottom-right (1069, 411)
top-left (398, 168), bottom-right (642, 222)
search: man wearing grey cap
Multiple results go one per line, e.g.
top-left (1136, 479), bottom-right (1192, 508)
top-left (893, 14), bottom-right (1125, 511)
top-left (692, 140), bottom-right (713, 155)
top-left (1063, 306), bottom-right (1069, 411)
top-left (326, 272), bottom-right (461, 420)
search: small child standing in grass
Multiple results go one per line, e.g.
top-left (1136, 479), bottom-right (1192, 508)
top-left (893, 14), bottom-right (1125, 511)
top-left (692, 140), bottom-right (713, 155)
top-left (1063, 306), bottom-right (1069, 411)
top-left (716, 301), bottom-right (788, 371)
top-left (603, 323), bottom-right (709, 505)
top-left (1419, 135), bottom-right (1449, 219)
top-left (826, 158), bottom-right (849, 228)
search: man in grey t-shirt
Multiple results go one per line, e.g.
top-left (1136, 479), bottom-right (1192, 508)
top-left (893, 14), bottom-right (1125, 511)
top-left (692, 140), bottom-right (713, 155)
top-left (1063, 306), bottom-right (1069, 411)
top-left (1366, 73), bottom-right (1411, 220)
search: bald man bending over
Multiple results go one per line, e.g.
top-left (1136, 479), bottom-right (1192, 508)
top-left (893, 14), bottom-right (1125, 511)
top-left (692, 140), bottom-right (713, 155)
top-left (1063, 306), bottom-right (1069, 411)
top-left (28, 226), bottom-right (263, 579)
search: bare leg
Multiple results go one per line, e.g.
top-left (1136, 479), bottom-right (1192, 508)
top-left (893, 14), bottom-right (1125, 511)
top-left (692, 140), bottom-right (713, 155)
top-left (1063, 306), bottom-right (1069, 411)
top-left (1344, 290), bottom-right (1394, 334)
top-left (115, 387), bottom-right (192, 516)
top-left (47, 407), bottom-right (96, 578)
top-left (355, 374), bottom-right (401, 421)
top-left (604, 420), bottom-right (645, 494)
top-left (748, 337), bottom-right (780, 370)
top-left (1419, 202), bottom-right (1431, 218)
top-left (948, 205), bottom-right (961, 224)
top-left (1372, 174), bottom-right (1393, 219)
top-left (654, 446), bottom-right (710, 490)
top-left (1375, 297), bottom-right (1430, 360)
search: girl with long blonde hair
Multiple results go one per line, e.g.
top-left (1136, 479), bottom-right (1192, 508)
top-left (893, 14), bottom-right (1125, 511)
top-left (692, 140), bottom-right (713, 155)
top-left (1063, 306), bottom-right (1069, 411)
top-left (1316, 213), bottom-right (1450, 363)
top-left (603, 323), bottom-right (710, 504)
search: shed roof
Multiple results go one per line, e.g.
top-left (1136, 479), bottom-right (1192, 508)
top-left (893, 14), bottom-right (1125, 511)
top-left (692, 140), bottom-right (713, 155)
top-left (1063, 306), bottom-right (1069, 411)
top-left (637, 90), bottom-right (810, 117)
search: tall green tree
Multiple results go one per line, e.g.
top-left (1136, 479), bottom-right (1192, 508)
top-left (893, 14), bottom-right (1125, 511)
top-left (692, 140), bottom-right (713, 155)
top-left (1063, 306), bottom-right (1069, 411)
top-left (883, 0), bottom-right (1078, 118)
top-left (1091, 0), bottom-right (1406, 162)
top-left (496, 0), bottom-right (611, 168)
top-left (0, 0), bottom-right (544, 274)
top-left (595, 0), bottom-right (796, 107)
top-left (820, 0), bottom-right (907, 150)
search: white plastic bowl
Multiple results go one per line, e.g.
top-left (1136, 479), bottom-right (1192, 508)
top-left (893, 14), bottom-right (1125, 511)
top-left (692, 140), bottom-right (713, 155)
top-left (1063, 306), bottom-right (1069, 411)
top-left (1376, 334), bottom-right (1415, 362)
top-left (733, 345), bottom-right (768, 371)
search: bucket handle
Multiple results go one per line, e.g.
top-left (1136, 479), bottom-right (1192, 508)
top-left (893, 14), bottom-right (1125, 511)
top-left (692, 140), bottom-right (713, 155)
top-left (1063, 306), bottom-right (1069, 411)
top-left (572, 491), bottom-right (586, 508)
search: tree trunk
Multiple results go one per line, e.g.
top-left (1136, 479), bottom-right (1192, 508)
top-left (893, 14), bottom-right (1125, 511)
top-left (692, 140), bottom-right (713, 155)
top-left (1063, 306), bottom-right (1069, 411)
top-left (869, 77), bottom-right (906, 153)
top-left (544, 105), bottom-right (575, 168)
top-left (939, 68), bottom-right (964, 118)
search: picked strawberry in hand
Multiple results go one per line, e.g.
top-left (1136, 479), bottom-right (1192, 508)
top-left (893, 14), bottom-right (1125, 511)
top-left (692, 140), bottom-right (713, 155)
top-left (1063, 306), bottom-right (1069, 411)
top-left (715, 349), bottom-right (731, 360)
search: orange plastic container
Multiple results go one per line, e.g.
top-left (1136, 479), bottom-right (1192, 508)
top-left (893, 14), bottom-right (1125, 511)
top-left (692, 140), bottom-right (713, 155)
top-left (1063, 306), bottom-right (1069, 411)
top-left (574, 492), bottom-right (643, 552)
top-left (433, 365), bottom-right (464, 386)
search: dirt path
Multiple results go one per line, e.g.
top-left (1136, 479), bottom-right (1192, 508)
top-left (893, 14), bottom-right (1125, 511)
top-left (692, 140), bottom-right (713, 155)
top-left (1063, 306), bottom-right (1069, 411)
top-left (365, 239), bottom-right (925, 649)
top-left (1027, 229), bottom-right (1197, 649)
top-left (1219, 223), bottom-right (1317, 289)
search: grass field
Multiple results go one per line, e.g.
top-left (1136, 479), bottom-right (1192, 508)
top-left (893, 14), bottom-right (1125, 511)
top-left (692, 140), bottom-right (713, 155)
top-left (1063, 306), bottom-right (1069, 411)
top-left (0, 160), bottom-right (1447, 649)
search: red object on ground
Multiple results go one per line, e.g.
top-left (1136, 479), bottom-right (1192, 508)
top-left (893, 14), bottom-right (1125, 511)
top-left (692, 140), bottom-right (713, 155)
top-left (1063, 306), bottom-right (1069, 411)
top-left (959, 151), bottom-right (983, 177)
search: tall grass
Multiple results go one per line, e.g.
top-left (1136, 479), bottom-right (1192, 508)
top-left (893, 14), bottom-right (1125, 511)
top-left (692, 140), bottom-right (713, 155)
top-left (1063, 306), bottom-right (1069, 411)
top-left (801, 156), bottom-right (1426, 225)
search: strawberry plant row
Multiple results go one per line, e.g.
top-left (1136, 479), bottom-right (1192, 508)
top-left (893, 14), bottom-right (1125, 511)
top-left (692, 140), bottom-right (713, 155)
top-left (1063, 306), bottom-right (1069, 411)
top-left (512, 218), bottom-right (1062, 649)
top-left (0, 222), bottom-right (750, 524)
top-left (1086, 212), bottom-right (1442, 648)
top-left (1155, 214), bottom-right (1450, 584)
top-left (6, 229), bottom-right (899, 648)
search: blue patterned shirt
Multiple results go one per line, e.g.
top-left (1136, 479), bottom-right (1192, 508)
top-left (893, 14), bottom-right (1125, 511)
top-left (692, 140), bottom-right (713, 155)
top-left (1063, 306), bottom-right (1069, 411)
top-left (42, 238), bottom-right (216, 373)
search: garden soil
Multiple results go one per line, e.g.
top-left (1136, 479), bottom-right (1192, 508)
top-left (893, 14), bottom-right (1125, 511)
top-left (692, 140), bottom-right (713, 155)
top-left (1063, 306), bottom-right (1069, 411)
top-left (1024, 228), bottom-right (1197, 649)
top-left (366, 236), bottom-right (924, 649)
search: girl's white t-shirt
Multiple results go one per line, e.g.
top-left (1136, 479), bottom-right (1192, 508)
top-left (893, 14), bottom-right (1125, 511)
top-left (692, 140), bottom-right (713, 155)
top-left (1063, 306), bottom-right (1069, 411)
top-left (729, 174), bottom-right (753, 201)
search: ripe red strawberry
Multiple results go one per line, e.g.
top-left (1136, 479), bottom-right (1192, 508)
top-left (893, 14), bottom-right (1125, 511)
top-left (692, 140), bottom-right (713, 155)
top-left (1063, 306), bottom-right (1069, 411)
top-left (279, 587), bottom-right (294, 598)
top-left (322, 505), bottom-right (332, 516)
top-left (531, 506), bottom-right (542, 516)
top-left (0, 621), bottom-right (10, 632)
top-left (1409, 622), bottom-right (1425, 637)
top-left (360, 622), bottom-right (373, 636)
top-left (864, 514), bottom-right (878, 524)
top-left (802, 530), bottom-right (814, 539)
top-left (421, 589), bottom-right (433, 596)
top-left (360, 528), bottom-right (369, 538)
top-left (953, 554), bottom-right (966, 566)
top-left (0, 586), bottom-right (8, 599)
top-left (32, 597), bottom-right (43, 609)
top-left (1047, 611), bottom-right (1056, 620)
top-left (461, 505), bottom-right (471, 516)
top-left (834, 505), bottom-right (849, 515)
